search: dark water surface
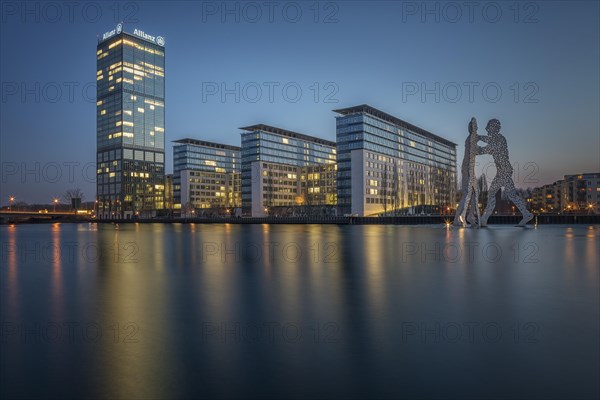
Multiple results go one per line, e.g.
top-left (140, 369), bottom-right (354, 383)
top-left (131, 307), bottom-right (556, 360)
top-left (1, 223), bottom-right (599, 399)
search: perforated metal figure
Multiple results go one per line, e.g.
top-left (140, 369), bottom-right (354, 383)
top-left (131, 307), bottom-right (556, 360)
top-left (454, 117), bottom-right (482, 227)
top-left (478, 119), bottom-right (533, 226)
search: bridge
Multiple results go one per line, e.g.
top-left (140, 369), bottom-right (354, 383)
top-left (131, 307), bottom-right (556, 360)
top-left (0, 210), bottom-right (93, 224)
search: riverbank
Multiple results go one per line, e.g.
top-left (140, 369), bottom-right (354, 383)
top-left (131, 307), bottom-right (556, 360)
top-left (2, 214), bottom-right (599, 225)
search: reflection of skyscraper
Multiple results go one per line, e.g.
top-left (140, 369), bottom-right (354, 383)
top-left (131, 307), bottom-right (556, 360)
top-left (96, 25), bottom-right (166, 219)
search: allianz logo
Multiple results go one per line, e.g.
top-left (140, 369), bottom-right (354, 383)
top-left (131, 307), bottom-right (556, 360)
top-left (101, 23), bottom-right (122, 41)
top-left (101, 25), bottom-right (165, 47)
top-left (133, 29), bottom-right (165, 47)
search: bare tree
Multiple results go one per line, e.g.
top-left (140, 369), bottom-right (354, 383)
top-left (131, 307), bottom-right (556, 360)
top-left (477, 174), bottom-right (488, 211)
top-left (264, 167), bottom-right (274, 208)
top-left (382, 165), bottom-right (389, 214)
top-left (63, 188), bottom-right (84, 209)
top-left (183, 202), bottom-right (195, 218)
top-left (63, 188), bottom-right (84, 203)
top-left (392, 161), bottom-right (401, 215)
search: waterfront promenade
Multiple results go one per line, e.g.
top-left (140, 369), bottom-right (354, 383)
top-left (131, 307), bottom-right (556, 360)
top-left (1, 211), bottom-right (598, 225)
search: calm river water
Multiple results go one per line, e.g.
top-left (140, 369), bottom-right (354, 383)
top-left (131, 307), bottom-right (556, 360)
top-left (1, 223), bottom-right (598, 399)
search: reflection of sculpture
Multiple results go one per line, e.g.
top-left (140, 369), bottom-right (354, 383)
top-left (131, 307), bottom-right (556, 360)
top-left (478, 119), bottom-right (533, 226)
top-left (454, 118), bottom-right (483, 227)
top-left (454, 118), bottom-right (533, 227)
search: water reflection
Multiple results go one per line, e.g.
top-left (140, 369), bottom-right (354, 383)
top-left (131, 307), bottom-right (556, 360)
top-left (1, 223), bottom-right (598, 399)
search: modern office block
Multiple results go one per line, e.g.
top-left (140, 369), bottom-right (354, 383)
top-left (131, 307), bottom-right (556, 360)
top-left (334, 105), bottom-right (456, 216)
top-left (173, 138), bottom-right (241, 213)
top-left (240, 124), bottom-right (336, 217)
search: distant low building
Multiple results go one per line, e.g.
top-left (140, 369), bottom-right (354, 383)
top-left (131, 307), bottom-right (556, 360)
top-left (562, 173), bottom-right (600, 213)
top-left (531, 173), bottom-right (599, 213)
top-left (531, 183), bottom-right (560, 212)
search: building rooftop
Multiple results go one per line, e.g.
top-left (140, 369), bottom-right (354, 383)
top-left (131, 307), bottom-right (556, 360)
top-left (239, 124), bottom-right (336, 148)
top-left (97, 29), bottom-right (165, 47)
top-left (564, 173), bottom-right (600, 179)
top-left (333, 104), bottom-right (456, 148)
top-left (173, 138), bottom-right (241, 152)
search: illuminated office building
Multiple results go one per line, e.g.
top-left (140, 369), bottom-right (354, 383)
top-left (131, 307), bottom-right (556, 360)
top-left (173, 139), bottom-right (241, 212)
top-left (335, 105), bottom-right (456, 216)
top-left (96, 24), bottom-right (166, 219)
top-left (240, 124), bottom-right (336, 217)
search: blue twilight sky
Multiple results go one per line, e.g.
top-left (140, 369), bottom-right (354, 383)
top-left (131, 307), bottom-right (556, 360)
top-left (1, 0), bottom-right (599, 204)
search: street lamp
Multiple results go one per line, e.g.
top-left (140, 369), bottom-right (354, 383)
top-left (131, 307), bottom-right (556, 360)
top-left (9, 196), bottom-right (15, 210)
top-left (53, 198), bottom-right (59, 212)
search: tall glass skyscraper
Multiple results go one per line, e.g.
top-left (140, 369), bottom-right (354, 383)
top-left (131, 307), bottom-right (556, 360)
top-left (335, 105), bottom-right (456, 216)
top-left (96, 25), bottom-right (166, 219)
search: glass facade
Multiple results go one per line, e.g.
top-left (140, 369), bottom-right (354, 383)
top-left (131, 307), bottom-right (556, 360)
top-left (173, 139), bottom-right (241, 210)
top-left (240, 125), bottom-right (336, 215)
top-left (335, 105), bottom-right (456, 216)
top-left (96, 28), bottom-right (165, 218)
